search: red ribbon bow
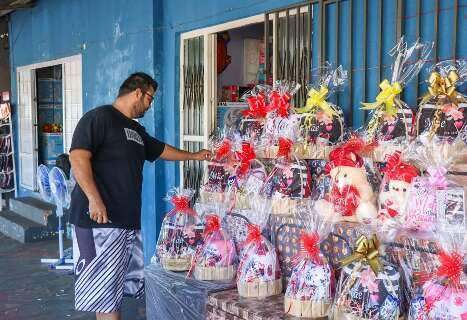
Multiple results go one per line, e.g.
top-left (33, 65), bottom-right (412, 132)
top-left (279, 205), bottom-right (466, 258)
top-left (300, 232), bottom-right (323, 264)
top-left (215, 139), bottom-right (232, 161)
top-left (277, 137), bottom-right (293, 158)
top-left (383, 151), bottom-right (419, 183)
top-left (267, 90), bottom-right (291, 118)
top-left (236, 142), bottom-right (256, 176)
top-left (168, 195), bottom-right (196, 216)
top-left (204, 214), bottom-right (221, 235)
top-left (437, 251), bottom-right (463, 287)
top-left (246, 224), bottom-right (262, 244)
top-left (242, 93), bottom-right (267, 119)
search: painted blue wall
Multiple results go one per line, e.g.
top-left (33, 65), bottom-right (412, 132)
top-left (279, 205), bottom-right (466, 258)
top-left (9, 0), bottom-right (467, 264)
top-left (8, 0), bottom-right (159, 263)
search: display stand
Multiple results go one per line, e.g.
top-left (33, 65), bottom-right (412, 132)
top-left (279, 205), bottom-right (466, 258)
top-left (0, 91), bottom-right (16, 209)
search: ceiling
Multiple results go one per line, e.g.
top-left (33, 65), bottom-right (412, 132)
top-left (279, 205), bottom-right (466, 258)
top-left (0, 0), bottom-right (35, 17)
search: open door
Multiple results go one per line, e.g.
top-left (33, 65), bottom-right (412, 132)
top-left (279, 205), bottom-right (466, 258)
top-left (17, 68), bottom-right (37, 190)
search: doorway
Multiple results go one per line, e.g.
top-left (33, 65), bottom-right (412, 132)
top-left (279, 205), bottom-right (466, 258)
top-left (35, 65), bottom-right (64, 169)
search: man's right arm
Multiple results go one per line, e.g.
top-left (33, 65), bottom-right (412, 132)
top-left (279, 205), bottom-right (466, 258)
top-left (70, 149), bottom-right (109, 224)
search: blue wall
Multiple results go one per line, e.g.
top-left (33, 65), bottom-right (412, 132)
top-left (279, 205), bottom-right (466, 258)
top-left (8, 0), bottom-right (159, 263)
top-left (9, 0), bottom-right (467, 264)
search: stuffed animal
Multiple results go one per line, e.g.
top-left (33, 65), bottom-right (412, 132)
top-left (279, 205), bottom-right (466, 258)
top-left (314, 139), bottom-right (377, 224)
top-left (378, 151), bottom-right (419, 223)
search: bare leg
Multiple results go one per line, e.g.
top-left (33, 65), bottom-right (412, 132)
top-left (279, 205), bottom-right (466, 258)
top-left (96, 311), bottom-right (120, 320)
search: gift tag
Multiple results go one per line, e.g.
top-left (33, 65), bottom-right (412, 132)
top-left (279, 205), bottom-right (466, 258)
top-left (437, 187), bottom-right (466, 232)
top-left (376, 108), bottom-right (413, 141)
top-left (299, 108), bottom-right (344, 144)
top-left (417, 103), bottom-right (467, 138)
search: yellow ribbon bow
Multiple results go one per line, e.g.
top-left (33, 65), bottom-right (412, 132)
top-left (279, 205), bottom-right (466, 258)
top-left (295, 85), bottom-right (337, 117)
top-left (361, 80), bottom-right (403, 117)
top-left (420, 70), bottom-right (461, 105)
top-left (340, 235), bottom-right (383, 275)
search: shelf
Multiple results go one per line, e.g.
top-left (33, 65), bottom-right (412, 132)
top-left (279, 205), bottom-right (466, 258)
top-left (40, 132), bottom-right (63, 136)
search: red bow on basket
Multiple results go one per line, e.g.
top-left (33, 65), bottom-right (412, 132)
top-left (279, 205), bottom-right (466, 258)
top-left (215, 139), bottom-right (232, 161)
top-left (204, 214), bottom-right (221, 236)
top-left (168, 195), bottom-right (196, 216)
top-left (267, 90), bottom-right (291, 118)
top-left (437, 251), bottom-right (463, 287)
top-left (298, 232), bottom-right (323, 265)
top-left (277, 137), bottom-right (293, 158)
top-left (246, 224), bottom-right (262, 244)
top-left (235, 142), bottom-right (256, 176)
top-left (383, 151), bottom-right (419, 183)
top-left (242, 93), bottom-right (267, 119)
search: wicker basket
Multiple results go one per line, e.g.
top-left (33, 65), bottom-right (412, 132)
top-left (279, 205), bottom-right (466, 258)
top-left (199, 190), bottom-right (224, 204)
top-left (160, 255), bottom-right (192, 272)
top-left (293, 143), bottom-right (332, 160)
top-left (284, 297), bottom-right (331, 318)
top-left (193, 265), bottom-right (236, 281)
top-left (270, 198), bottom-right (309, 216)
top-left (237, 278), bottom-right (283, 298)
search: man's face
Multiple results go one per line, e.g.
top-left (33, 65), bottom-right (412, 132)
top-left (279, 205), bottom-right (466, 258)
top-left (133, 87), bottom-right (155, 119)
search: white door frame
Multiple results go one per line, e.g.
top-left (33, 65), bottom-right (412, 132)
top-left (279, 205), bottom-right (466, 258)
top-left (16, 54), bottom-right (82, 191)
top-left (179, 14), bottom-right (265, 187)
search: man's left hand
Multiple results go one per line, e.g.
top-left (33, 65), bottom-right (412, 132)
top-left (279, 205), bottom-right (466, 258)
top-left (192, 149), bottom-right (212, 161)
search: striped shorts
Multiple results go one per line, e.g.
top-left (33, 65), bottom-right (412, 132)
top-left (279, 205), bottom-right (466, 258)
top-left (72, 225), bottom-right (144, 313)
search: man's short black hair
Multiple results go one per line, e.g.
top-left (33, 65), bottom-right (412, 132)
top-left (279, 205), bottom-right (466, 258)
top-left (118, 72), bottom-right (158, 97)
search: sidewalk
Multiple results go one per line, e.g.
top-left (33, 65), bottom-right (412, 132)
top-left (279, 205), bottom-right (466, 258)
top-left (0, 234), bottom-right (146, 320)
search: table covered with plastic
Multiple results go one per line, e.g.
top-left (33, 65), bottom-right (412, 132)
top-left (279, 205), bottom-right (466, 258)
top-left (145, 263), bottom-right (235, 320)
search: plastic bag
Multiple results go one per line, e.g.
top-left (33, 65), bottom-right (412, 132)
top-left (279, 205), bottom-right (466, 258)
top-left (416, 60), bottom-right (467, 139)
top-left (261, 137), bottom-right (312, 215)
top-left (407, 231), bottom-right (467, 319)
top-left (294, 63), bottom-right (347, 157)
top-left (361, 38), bottom-right (432, 161)
top-left (333, 231), bottom-right (403, 320)
top-left (284, 210), bottom-right (334, 318)
top-left (236, 199), bottom-right (282, 298)
top-left (314, 137), bottom-right (379, 225)
top-left (239, 86), bottom-right (269, 144)
top-left (154, 189), bottom-right (204, 271)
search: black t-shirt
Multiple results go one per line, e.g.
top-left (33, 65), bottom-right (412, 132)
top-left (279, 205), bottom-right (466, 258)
top-left (69, 105), bottom-right (165, 230)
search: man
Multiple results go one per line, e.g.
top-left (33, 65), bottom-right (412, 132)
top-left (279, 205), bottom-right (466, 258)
top-left (69, 72), bottom-right (210, 320)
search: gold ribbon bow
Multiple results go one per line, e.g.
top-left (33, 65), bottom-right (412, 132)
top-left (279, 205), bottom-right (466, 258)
top-left (361, 80), bottom-right (403, 117)
top-left (340, 235), bottom-right (383, 275)
top-left (295, 85), bottom-right (337, 117)
top-left (420, 70), bottom-right (461, 105)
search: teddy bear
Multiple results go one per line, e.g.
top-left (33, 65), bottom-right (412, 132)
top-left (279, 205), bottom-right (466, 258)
top-left (314, 138), bottom-right (378, 224)
top-left (377, 151), bottom-right (419, 225)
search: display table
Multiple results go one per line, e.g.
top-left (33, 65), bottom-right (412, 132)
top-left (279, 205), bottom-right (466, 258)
top-left (145, 264), bottom-right (234, 320)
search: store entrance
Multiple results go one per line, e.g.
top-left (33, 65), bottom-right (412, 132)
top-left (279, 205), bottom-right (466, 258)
top-left (35, 65), bottom-right (63, 169)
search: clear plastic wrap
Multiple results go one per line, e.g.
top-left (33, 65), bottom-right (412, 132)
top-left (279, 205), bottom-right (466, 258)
top-left (416, 60), bottom-right (467, 139)
top-left (376, 150), bottom-right (420, 232)
top-left (284, 210), bottom-right (334, 318)
top-left (236, 199), bottom-right (282, 298)
top-left (261, 137), bottom-right (312, 215)
top-left (154, 189), bottom-right (204, 271)
top-left (333, 230), bottom-right (403, 320)
top-left (294, 63), bottom-right (347, 160)
top-left (199, 135), bottom-right (235, 204)
top-left (361, 38), bottom-right (432, 161)
top-left (145, 263), bottom-right (234, 320)
top-left (313, 137), bottom-right (379, 225)
top-left (239, 86), bottom-right (269, 144)
top-left (406, 231), bottom-right (467, 319)
top-left (224, 141), bottom-right (267, 210)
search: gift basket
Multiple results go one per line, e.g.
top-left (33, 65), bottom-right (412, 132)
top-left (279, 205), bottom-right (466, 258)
top-left (313, 137), bottom-right (379, 225)
top-left (255, 80), bottom-right (302, 159)
top-left (199, 136), bottom-right (235, 204)
top-left (406, 232), bottom-right (466, 319)
top-left (155, 189), bottom-right (204, 271)
top-left (236, 199), bottom-right (283, 298)
top-left (189, 207), bottom-right (237, 281)
top-left (224, 141), bottom-right (267, 210)
top-left (361, 37), bottom-right (432, 162)
top-left (376, 150), bottom-right (420, 231)
top-left (239, 86), bottom-right (269, 144)
top-left (284, 211), bottom-right (334, 318)
top-left (294, 63), bottom-right (348, 160)
top-left (333, 233), bottom-right (403, 320)
top-left (261, 137), bottom-right (312, 215)
top-left (416, 59), bottom-right (467, 139)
